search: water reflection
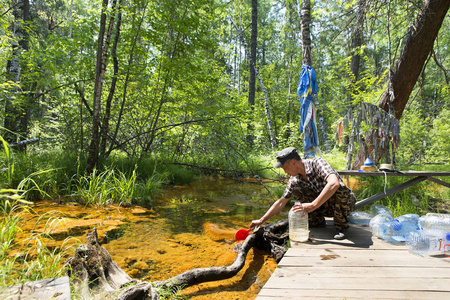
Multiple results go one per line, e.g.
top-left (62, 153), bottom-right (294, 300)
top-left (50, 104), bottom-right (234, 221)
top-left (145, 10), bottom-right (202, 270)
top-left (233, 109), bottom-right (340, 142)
top-left (20, 178), bottom-right (285, 299)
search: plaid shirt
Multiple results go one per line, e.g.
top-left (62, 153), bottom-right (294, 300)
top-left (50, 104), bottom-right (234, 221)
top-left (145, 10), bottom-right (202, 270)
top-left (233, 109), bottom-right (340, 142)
top-left (282, 158), bottom-right (342, 201)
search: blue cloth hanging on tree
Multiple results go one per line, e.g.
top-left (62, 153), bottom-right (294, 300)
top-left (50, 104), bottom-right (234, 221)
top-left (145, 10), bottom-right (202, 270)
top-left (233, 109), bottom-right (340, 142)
top-left (297, 65), bottom-right (320, 158)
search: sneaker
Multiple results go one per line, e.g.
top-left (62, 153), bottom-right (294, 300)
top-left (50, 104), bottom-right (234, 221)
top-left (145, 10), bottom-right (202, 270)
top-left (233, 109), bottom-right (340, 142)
top-left (310, 219), bottom-right (327, 228)
top-left (334, 228), bottom-right (347, 240)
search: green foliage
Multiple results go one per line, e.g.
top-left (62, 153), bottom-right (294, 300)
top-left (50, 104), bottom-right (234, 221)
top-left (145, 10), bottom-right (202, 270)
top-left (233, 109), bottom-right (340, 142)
top-left (154, 282), bottom-right (187, 300)
top-left (0, 0), bottom-right (448, 207)
top-left (429, 107), bottom-right (450, 161)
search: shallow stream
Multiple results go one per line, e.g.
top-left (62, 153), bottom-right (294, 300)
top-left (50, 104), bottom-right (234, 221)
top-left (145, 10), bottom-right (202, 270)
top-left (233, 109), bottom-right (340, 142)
top-left (20, 177), bottom-right (286, 299)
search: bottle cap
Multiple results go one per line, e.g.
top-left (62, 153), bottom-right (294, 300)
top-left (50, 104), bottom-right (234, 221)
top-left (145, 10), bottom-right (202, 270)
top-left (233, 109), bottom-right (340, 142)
top-left (391, 220), bottom-right (402, 231)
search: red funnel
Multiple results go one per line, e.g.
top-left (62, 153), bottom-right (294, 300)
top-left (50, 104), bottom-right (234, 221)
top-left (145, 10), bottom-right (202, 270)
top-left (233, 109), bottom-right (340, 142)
top-left (235, 229), bottom-right (251, 241)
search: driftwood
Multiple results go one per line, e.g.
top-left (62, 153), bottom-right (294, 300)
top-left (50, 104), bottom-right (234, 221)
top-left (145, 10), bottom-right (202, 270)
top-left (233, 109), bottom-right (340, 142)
top-left (65, 228), bottom-right (158, 299)
top-left (66, 220), bottom-right (289, 300)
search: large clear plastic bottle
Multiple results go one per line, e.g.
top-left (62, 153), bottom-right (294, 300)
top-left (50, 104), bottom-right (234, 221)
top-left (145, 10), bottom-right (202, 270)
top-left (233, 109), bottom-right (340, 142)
top-left (394, 214), bottom-right (420, 225)
top-left (378, 220), bottom-right (419, 242)
top-left (289, 201), bottom-right (309, 242)
top-left (418, 214), bottom-right (450, 231)
top-left (370, 204), bottom-right (393, 218)
top-left (369, 214), bottom-right (393, 237)
top-left (406, 228), bottom-right (450, 256)
top-left (349, 211), bottom-right (373, 225)
top-left (425, 213), bottom-right (450, 218)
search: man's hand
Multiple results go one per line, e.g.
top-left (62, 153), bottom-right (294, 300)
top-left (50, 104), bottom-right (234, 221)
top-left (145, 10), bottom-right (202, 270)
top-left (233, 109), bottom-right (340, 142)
top-left (249, 219), bottom-right (264, 230)
top-left (293, 202), bottom-right (316, 214)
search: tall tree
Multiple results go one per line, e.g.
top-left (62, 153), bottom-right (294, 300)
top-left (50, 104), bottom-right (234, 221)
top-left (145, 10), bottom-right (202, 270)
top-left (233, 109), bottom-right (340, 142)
top-left (86, 0), bottom-right (117, 172)
top-left (345, 0), bottom-right (366, 170)
top-left (100, 0), bottom-right (123, 156)
top-left (4, 0), bottom-right (30, 143)
top-left (300, 0), bottom-right (312, 67)
top-left (379, 0), bottom-right (450, 119)
top-left (247, 0), bottom-right (258, 147)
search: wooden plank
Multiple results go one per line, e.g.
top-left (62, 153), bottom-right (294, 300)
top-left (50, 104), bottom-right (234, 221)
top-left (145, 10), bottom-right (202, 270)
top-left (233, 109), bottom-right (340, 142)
top-left (263, 266), bottom-right (450, 278)
top-left (283, 247), bottom-right (450, 264)
top-left (256, 289), bottom-right (450, 300)
top-left (0, 277), bottom-right (71, 300)
top-left (426, 176), bottom-right (450, 188)
top-left (337, 170), bottom-right (450, 177)
top-left (260, 276), bottom-right (450, 292)
top-left (279, 249), bottom-right (450, 267)
top-left (355, 176), bottom-right (428, 209)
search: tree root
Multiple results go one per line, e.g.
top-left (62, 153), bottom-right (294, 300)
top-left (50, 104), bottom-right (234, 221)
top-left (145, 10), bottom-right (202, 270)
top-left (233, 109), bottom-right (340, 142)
top-left (66, 219), bottom-right (289, 300)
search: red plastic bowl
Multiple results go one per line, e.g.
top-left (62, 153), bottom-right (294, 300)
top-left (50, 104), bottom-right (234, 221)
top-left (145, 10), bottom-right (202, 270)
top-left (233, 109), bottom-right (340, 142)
top-left (235, 229), bottom-right (251, 241)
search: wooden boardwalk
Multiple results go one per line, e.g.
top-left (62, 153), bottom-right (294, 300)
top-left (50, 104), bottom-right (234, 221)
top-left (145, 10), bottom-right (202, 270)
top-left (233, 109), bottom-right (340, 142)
top-left (256, 220), bottom-right (450, 300)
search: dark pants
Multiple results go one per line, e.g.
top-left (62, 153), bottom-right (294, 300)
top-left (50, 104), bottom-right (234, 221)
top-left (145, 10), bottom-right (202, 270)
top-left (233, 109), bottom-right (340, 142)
top-left (301, 183), bottom-right (356, 230)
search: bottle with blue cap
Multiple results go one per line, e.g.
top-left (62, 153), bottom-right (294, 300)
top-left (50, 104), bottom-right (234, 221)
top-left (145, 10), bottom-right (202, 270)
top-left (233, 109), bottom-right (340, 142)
top-left (378, 219), bottom-right (419, 242)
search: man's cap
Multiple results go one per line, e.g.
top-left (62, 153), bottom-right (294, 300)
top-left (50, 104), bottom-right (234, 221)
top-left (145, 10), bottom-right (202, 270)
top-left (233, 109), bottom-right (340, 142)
top-left (274, 147), bottom-right (300, 168)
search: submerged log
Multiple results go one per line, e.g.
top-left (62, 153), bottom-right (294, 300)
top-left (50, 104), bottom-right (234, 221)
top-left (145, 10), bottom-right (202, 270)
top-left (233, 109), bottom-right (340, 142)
top-left (67, 220), bottom-right (289, 300)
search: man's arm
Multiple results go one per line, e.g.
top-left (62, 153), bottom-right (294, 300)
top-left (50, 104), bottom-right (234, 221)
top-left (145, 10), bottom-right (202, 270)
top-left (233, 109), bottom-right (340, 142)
top-left (299, 173), bottom-right (340, 214)
top-left (249, 197), bottom-right (290, 230)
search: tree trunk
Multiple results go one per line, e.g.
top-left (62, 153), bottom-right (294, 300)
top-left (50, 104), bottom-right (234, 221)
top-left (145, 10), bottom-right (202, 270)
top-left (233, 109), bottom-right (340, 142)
top-left (345, 0), bottom-right (366, 169)
top-left (65, 228), bottom-right (141, 299)
top-left (107, 2), bottom-right (148, 157)
top-left (100, 0), bottom-right (122, 156)
top-left (86, 0), bottom-right (110, 173)
top-left (230, 17), bottom-right (276, 150)
top-left (247, 0), bottom-right (257, 147)
top-left (3, 0), bottom-right (30, 144)
top-left (379, 0), bottom-right (450, 119)
top-left (300, 0), bottom-right (312, 67)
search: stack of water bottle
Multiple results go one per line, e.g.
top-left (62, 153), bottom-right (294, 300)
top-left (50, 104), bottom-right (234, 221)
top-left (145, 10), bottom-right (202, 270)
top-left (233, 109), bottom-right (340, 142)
top-left (349, 204), bottom-right (450, 256)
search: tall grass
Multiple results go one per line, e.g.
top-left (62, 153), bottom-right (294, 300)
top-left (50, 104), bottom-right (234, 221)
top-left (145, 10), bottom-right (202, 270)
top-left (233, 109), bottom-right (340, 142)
top-left (0, 200), bottom-right (73, 287)
top-left (75, 167), bottom-right (137, 206)
top-left (0, 201), bottom-right (22, 259)
top-left (0, 136), bottom-right (14, 185)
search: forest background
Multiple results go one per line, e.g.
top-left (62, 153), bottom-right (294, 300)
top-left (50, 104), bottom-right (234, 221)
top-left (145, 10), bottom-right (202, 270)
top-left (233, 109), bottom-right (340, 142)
top-left (1, 0), bottom-right (449, 201)
top-left (0, 0), bottom-right (449, 294)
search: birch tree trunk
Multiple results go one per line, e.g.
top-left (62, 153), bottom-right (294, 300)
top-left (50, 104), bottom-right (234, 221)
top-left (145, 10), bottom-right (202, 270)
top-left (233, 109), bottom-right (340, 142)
top-left (247, 0), bottom-right (258, 147)
top-left (300, 0), bottom-right (312, 67)
top-left (3, 0), bottom-right (30, 144)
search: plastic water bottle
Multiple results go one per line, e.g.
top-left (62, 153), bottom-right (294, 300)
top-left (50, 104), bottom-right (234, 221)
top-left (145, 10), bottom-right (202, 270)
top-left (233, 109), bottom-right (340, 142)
top-left (378, 220), bottom-right (419, 242)
top-left (426, 213), bottom-right (450, 218)
top-left (406, 229), bottom-right (450, 256)
top-left (394, 214), bottom-right (419, 225)
top-left (369, 214), bottom-right (393, 237)
top-left (289, 201), bottom-right (309, 242)
top-left (370, 204), bottom-right (393, 217)
top-left (418, 214), bottom-right (450, 231)
top-left (349, 211), bottom-right (373, 225)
